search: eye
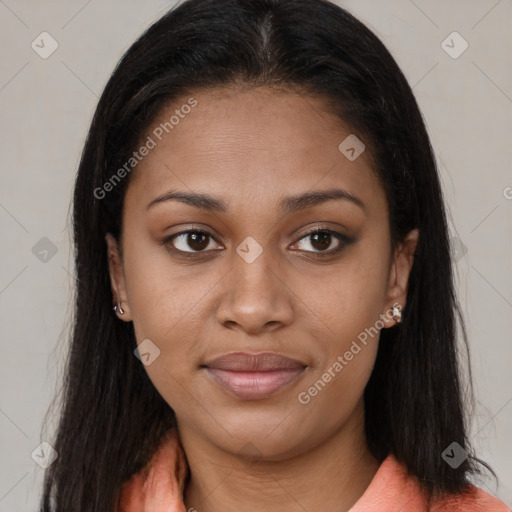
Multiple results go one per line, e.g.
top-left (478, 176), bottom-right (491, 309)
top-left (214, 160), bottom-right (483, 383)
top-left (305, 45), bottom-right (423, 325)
top-left (291, 228), bottom-right (349, 256)
top-left (163, 227), bottom-right (352, 257)
top-left (164, 229), bottom-right (221, 253)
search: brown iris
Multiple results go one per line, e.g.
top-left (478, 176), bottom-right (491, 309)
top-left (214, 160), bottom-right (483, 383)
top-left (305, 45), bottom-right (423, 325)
top-left (309, 231), bottom-right (332, 251)
top-left (187, 231), bottom-right (210, 251)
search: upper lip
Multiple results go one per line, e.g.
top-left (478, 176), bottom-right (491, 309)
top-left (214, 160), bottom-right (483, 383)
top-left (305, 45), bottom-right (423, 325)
top-left (204, 352), bottom-right (307, 372)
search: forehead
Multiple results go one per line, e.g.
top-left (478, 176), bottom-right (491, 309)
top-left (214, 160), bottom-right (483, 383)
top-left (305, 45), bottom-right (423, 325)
top-left (124, 87), bottom-right (385, 215)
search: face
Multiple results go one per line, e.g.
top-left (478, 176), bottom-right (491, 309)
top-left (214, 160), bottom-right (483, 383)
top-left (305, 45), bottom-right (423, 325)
top-left (106, 86), bottom-right (418, 460)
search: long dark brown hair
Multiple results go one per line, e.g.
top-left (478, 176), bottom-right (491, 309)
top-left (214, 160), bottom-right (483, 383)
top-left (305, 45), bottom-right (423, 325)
top-left (40, 0), bottom-right (496, 509)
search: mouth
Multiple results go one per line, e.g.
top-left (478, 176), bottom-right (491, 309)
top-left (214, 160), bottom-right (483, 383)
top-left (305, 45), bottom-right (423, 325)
top-left (202, 352), bottom-right (307, 400)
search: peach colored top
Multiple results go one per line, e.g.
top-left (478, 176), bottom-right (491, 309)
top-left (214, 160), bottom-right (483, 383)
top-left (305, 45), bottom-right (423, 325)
top-left (116, 429), bottom-right (510, 512)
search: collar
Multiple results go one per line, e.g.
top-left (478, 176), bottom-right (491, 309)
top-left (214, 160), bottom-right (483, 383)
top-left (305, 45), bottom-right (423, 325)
top-left (117, 428), bottom-right (510, 512)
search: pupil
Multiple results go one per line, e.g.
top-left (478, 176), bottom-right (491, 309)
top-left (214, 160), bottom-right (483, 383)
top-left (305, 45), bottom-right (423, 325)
top-left (189, 232), bottom-right (208, 250)
top-left (312, 232), bottom-right (330, 251)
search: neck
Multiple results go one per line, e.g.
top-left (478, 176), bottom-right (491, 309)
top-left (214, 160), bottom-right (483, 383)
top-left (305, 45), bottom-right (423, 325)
top-left (180, 399), bottom-right (380, 512)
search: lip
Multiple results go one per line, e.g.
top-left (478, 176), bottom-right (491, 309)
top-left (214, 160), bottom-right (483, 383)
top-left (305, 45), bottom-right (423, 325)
top-left (203, 352), bottom-right (307, 400)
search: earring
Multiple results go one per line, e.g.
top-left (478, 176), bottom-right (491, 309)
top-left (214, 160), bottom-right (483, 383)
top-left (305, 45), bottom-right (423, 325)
top-left (113, 302), bottom-right (125, 315)
top-left (392, 303), bottom-right (402, 324)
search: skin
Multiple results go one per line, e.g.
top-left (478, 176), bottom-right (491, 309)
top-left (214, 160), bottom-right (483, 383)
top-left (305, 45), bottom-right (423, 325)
top-left (106, 86), bottom-right (418, 512)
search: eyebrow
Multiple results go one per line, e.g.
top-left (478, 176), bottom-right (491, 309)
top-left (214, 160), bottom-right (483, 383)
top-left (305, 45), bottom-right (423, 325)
top-left (146, 187), bottom-right (367, 215)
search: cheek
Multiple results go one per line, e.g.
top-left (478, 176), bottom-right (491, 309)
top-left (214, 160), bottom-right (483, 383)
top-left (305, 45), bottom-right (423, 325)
top-left (291, 238), bottom-right (389, 407)
top-left (291, 242), bottom-right (390, 343)
top-left (296, 315), bottom-right (380, 432)
top-left (121, 221), bottom-right (389, 409)
top-left (296, 345), bottom-right (378, 445)
top-left (121, 235), bottom-right (209, 340)
top-left (121, 240), bottom-right (215, 403)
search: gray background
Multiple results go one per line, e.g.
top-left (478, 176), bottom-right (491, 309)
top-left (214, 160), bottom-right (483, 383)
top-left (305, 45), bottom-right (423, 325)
top-left (0, 0), bottom-right (510, 510)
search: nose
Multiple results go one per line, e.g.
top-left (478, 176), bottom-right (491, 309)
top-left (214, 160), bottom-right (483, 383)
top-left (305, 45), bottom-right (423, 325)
top-left (216, 245), bottom-right (295, 335)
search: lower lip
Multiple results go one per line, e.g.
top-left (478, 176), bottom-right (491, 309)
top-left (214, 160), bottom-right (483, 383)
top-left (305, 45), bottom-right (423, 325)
top-left (205, 367), bottom-right (306, 400)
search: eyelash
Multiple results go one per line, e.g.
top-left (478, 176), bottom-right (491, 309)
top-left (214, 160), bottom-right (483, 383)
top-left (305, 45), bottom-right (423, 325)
top-left (162, 227), bottom-right (353, 258)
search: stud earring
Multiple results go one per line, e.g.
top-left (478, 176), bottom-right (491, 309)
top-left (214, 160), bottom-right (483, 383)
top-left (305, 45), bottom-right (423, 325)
top-left (392, 303), bottom-right (402, 324)
top-left (113, 302), bottom-right (124, 315)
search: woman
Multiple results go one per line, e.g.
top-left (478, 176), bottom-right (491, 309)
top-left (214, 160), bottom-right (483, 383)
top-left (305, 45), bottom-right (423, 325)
top-left (40, 0), bottom-right (510, 510)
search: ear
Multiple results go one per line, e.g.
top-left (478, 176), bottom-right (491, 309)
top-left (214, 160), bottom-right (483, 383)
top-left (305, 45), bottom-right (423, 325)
top-left (105, 233), bottom-right (132, 322)
top-left (381, 228), bottom-right (419, 328)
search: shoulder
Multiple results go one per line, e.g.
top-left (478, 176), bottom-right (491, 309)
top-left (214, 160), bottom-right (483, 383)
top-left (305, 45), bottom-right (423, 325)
top-left (379, 454), bottom-right (511, 512)
top-left (349, 454), bottom-right (510, 512)
top-left (431, 485), bottom-right (511, 512)
top-left (116, 429), bottom-right (189, 512)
